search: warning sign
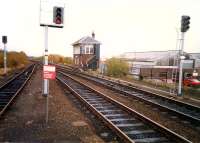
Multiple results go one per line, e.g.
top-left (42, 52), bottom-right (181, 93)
top-left (43, 65), bottom-right (56, 79)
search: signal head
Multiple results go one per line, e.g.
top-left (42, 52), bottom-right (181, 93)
top-left (181, 15), bottom-right (190, 32)
top-left (53, 7), bottom-right (64, 25)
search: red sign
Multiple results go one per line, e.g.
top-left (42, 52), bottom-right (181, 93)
top-left (43, 65), bottom-right (56, 80)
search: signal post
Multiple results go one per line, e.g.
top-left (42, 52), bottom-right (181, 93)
top-left (40, 2), bottom-right (64, 123)
top-left (178, 15), bottom-right (190, 96)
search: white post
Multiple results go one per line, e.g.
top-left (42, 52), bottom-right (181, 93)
top-left (43, 25), bottom-right (49, 123)
top-left (3, 44), bottom-right (7, 74)
top-left (178, 32), bottom-right (184, 96)
top-left (44, 26), bottom-right (49, 95)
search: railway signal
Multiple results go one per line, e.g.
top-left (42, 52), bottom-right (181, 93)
top-left (178, 15), bottom-right (191, 96)
top-left (2, 36), bottom-right (7, 74)
top-left (181, 15), bottom-right (190, 32)
top-left (53, 7), bottom-right (64, 25)
top-left (39, 2), bottom-right (65, 124)
top-left (2, 36), bottom-right (7, 44)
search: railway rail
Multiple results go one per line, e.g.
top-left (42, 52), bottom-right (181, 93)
top-left (56, 64), bottom-right (200, 131)
top-left (57, 70), bottom-right (191, 143)
top-left (0, 64), bottom-right (35, 116)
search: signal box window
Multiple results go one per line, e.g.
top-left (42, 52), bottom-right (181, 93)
top-left (86, 47), bottom-right (90, 54)
top-left (90, 47), bottom-right (94, 54)
top-left (84, 45), bottom-right (94, 54)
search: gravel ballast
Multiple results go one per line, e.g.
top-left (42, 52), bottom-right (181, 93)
top-left (0, 66), bottom-right (104, 142)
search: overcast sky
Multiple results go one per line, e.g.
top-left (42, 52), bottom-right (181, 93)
top-left (0, 0), bottom-right (200, 58)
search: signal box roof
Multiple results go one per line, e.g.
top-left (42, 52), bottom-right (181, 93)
top-left (72, 36), bottom-right (100, 46)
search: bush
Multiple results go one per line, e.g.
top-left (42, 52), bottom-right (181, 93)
top-left (0, 50), bottom-right (28, 68)
top-left (105, 58), bottom-right (129, 78)
top-left (49, 54), bottom-right (73, 64)
top-left (63, 57), bottom-right (73, 64)
top-left (0, 52), bottom-right (3, 68)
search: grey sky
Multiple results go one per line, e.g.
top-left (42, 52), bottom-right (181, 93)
top-left (0, 0), bottom-right (200, 58)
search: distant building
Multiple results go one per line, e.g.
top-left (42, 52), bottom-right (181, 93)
top-left (119, 50), bottom-right (200, 80)
top-left (72, 32), bottom-right (101, 70)
top-left (120, 50), bottom-right (181, 66)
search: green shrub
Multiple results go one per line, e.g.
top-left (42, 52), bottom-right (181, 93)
top-left (106, 58), bottom-right (129, 78)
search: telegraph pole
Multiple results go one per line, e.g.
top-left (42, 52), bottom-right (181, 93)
top-left (178, 15), bottom-right (190, 96)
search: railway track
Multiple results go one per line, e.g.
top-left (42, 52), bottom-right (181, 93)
top-left (56, 65), bottom-right (200, 130)
top-left (0, 64), bottom-right (35, 116)
top-left (57, 70), bottom-right (191, 143)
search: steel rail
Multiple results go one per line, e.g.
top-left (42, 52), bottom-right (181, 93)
top-left (79, 72), bottom-right (200, 125)
top-left (57, 65), bottom-right (200, 128)
top-left (57, 71), bottom-right (191, 143)
top-left (0, 64), bottom-right (36, 116)
top-left (57, 64), bottom-right (200, 110)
